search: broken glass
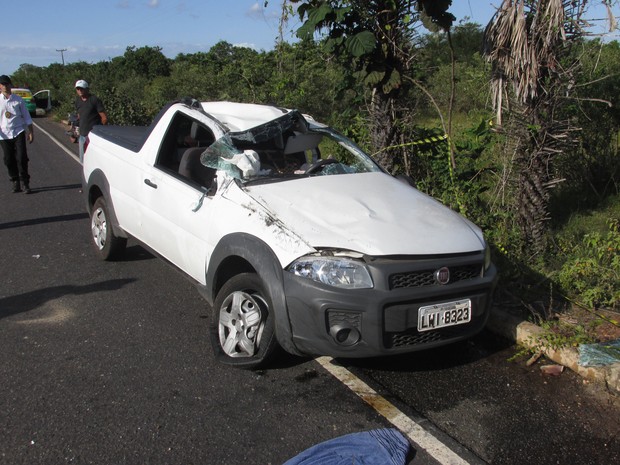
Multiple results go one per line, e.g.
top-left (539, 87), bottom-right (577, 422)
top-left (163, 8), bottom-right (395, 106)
top-left (199, 111), bottom-right (382, 183)
top-left (230, 110), bottom-right (302, 145)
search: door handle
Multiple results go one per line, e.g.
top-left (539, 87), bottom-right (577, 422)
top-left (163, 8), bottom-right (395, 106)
top-left (144, 179), bottom-right (158, 189)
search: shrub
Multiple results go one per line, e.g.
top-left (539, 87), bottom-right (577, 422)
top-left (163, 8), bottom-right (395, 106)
top-left (558, 218), bottom-right (620, 310)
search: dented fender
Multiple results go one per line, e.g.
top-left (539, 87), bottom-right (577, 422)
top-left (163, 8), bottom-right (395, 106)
top-left (206, 232), bottom-right (302, 356)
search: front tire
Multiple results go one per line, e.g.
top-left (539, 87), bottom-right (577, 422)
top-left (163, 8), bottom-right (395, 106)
top-left (210, 273), bottom-right (278, 368)
top-left (90, 197), bottom-right (127, 260)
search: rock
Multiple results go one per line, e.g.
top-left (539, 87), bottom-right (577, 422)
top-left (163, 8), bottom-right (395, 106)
top-left (540, 364), bottom-right (564, 376)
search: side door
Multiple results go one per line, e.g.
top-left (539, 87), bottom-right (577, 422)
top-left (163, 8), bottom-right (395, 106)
top-left (32, 90), bottom-right (52, 115)
top-left (139, 111), bottom-right (220, 284)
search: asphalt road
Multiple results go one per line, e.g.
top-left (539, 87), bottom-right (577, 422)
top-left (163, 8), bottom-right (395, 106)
top-left (1, 117), bottom-right (619, 465)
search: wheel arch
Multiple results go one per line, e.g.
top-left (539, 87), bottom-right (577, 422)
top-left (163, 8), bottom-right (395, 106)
top-left (206, 233), bottom-right (301, 356)
top-left (85, 169), bottom-right (128, 239)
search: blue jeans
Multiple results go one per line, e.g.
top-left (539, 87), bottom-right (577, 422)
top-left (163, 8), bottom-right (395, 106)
top-left (79, 135), bottom-right (86, 164)
top-left (283, 428), bottom-right (410, 465)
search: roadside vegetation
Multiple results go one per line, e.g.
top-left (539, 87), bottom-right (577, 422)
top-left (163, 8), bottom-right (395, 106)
top-left (11, 1), bottom-right (620, 343)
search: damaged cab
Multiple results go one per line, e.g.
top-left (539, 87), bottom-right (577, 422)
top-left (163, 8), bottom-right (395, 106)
top-left (83, 100), bottom-right (497, 368)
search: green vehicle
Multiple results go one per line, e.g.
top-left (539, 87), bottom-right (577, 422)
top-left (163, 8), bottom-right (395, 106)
top-left (12, 88), bottom-right (51, 117)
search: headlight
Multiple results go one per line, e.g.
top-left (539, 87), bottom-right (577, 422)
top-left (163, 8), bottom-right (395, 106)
top-left (484, 243), bottom-right (492, 271)
top-left (287, 256), bottom-right (373, 289)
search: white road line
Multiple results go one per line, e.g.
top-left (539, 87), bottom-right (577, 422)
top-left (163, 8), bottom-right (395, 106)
top-left (33, 121), bottom-right (80, 164)
top-left (316, 356), bottom-right (471, 465)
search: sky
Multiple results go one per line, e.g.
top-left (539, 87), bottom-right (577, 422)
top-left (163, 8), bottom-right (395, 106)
top-left (2, 1), bottom-right (618, 76)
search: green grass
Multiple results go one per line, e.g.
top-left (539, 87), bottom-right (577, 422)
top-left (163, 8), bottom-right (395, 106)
top-left (554, 193), bottom-right (620, 240)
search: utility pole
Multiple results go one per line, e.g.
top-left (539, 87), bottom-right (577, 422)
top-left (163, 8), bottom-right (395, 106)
top-left (56, 49), bottom-right (67, 65)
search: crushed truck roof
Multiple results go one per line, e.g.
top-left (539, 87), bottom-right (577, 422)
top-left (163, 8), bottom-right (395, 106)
top-left (200, 101), bottom-right (293, 132)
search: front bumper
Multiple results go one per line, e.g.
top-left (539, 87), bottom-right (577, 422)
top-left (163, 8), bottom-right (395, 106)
top-left (282, 252), bottom-right (498, 358)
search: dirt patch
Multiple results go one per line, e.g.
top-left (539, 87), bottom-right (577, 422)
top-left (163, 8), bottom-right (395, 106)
top-left (558, 306), bottom-right (620, 343)
top-left (497, 287), bottom-right (620, 344)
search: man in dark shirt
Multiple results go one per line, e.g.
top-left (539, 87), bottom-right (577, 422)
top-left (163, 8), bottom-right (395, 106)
top-left (74, 79), bottom-right (107, 163)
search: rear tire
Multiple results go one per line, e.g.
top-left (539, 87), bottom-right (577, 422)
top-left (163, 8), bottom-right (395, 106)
top-left (90, 197), bottom-right (127, 260)
top-left (210, 273), bottom-right (278, 368)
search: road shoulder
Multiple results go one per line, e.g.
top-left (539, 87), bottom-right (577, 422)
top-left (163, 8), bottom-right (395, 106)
top-left (487, 307), bottom-right (620, 394)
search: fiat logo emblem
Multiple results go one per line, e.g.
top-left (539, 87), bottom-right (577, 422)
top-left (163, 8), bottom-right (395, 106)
top-left (435, 267), bottom-right (450, 285)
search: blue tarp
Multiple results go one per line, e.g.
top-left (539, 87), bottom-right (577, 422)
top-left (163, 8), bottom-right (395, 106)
top-left (578, 339), bottom-right (620, 367)
top-left (283, 428), bottom-right (410, 465)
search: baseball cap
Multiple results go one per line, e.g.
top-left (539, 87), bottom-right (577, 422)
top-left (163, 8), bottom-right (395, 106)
top-left (0, 75), bottom-right (12, 85)
top-left (75, 79), bottom-right (89, 89)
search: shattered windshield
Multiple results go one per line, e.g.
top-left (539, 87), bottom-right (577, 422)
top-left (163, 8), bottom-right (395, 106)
top-left (200, 113), bottom-right (382, 183)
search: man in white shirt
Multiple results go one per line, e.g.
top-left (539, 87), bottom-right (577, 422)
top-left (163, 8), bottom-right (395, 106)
top-left (0, 74), bottom-right (34, 193)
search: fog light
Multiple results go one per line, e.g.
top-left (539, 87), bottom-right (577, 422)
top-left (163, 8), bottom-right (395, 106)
top-left (329, 324), bottom-right (361, 346)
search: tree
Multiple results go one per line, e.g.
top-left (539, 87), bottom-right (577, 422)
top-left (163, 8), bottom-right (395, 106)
top-left (117, 46), bottom-right (171, 80)
top-left (482, 0), bottom-right (616, 255)
top-left (288, 0), bottom-right (455, 172)
top-left (421, 22), bottom-right (485, 69)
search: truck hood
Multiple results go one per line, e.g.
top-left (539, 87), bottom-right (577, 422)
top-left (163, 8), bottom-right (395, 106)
top-left (243, 172), bottom-right (485, 256)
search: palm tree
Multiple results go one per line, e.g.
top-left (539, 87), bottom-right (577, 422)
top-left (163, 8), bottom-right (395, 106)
top-left (482, 0), bottom-right (614, 255)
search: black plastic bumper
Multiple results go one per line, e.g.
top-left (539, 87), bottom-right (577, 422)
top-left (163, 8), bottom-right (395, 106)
top-left (281, 253), bottom-right (498, 358)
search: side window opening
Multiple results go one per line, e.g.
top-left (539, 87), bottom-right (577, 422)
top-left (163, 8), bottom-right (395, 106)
top-left (156, 113), bottom-right (217, 189)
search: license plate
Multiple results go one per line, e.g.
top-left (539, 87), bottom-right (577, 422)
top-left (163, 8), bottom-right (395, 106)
top-left (417, 299), bottom-right (471, 332)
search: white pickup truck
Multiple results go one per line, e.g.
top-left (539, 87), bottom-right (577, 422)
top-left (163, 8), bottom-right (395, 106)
top-left (83, 99), bottom-right (498, 368)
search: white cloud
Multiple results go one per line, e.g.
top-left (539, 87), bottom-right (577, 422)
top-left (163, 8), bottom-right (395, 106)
top-left (247, 2), bottom-right (264, 19)
top-left (234, 42), bottom-right (259, 50)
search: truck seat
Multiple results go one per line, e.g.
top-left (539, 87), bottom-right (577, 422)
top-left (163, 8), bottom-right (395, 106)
top-left (178, 147), bottom-right (216, 189)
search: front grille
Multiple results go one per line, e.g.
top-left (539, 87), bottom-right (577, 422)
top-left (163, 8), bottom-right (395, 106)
top-left (390, 328), bottom-right (447, 347)
top-left (389, 264), bottom-right (481, 290)
top-left (385, 318), bottom-right (484, 349)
